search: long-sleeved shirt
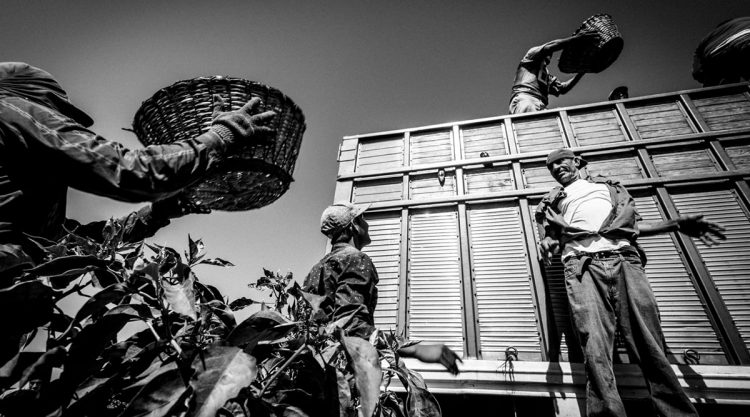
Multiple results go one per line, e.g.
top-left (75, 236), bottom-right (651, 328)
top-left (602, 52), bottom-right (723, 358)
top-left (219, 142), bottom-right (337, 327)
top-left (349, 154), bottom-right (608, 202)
top-left (302, 242), bottom-right (379, 338)
top-left (0, 94), bottom-right (227, 275)
top-left (511, 45), bottom-right (564, 106)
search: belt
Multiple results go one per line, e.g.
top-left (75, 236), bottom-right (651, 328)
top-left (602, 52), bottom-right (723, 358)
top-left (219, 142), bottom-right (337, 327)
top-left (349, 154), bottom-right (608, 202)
top-left (565, 247), bottom-right (637, 278)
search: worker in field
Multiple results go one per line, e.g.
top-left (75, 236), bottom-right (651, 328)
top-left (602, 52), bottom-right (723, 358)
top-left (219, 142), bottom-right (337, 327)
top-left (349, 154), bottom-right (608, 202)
top-left (693, 17), bottom-right (750, 86)
top-left (536, 148), bottom-right (726, 417)
top-left (0, 62), bottom-right (276, 280)
top-left (303, 202), bottom-right (462, 374)
top-left (509, 31), bottom-right (600, 114)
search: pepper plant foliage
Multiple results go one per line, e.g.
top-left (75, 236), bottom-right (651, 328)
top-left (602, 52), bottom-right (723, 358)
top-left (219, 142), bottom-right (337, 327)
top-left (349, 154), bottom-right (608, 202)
top-left (0, 220), bottom-right (441, 417)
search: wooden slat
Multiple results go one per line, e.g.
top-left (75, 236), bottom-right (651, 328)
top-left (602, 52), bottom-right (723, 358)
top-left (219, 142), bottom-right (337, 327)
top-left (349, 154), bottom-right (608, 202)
top-left (586, 154), bottom-right (645, 181)
top-left (671, 189), bottom-right (750, 357)
top-left (464, 167), bottom-right (514, 194)
top-left (468, 203), bottom-right (542, 360)
top-left (409, 173), bottom-right (457, 200)
top-left (353, 177), bottom-right (403, 204)
top-left (725, 144), bottom-right (750, 170)
top-left (652, 148), bottom-right (718, 177)
top-left (410, 130), bottom-right (453, 166)
top-left (356, 135), bottom-right (404, 173)
top-left (363, 212), bottom-right (402, 331)
top-left (634, 195), bottom-right (727, 364)
top-left (462, 123), bottom-right (507, 159)
top-left (408, 209), bottom-right (465, 355)
top-left (514, 117), bottom-right (565, 153)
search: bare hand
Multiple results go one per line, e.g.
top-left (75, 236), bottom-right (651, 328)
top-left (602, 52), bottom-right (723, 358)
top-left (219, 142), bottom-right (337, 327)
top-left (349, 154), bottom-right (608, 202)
top-left (399, 344), bottom-right (462, 375)
top-left (211, 95), bottom-right (276, 145)
top-left (537, 236), bottom-right (559, 266)
top-left (678, 214), bottom-right (726, 246)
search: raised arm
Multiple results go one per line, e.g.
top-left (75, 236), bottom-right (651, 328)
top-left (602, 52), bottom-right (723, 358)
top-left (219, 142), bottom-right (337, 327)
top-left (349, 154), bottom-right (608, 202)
top-left (553, 73), bottom-right (586, 95)
top-left (0, 96), bottom-right (274, 203)
top-left (536, 30), bottom-right (601, 56)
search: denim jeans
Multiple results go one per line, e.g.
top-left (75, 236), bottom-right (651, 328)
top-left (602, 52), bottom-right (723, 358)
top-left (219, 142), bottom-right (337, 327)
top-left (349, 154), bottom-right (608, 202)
top-left (563, 247), bottom-right (698, 417)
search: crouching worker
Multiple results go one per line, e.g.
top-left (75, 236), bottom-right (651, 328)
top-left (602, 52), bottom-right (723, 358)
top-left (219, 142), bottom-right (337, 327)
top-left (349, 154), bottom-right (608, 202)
top-left (536, 148), bottom-right (726, 417)
top-left (303, 202), bottom-right (462, 375)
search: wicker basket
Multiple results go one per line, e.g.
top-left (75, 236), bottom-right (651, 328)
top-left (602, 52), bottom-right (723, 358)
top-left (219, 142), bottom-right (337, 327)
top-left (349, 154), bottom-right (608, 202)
top-left (132, 77), bottom-right (306, 211)
top-left (558, 14), bottom-right (624, 74)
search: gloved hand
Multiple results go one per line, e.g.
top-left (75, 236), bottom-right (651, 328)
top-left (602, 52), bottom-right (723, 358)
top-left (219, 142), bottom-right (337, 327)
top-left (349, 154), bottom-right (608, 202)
top-left (151, 192), bottom-right (211, 220)
top-left (210, 95), bottom-right (276, 147)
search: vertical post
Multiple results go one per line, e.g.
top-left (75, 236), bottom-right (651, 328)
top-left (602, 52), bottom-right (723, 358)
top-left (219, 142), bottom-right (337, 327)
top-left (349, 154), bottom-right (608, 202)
top-left (397, 207), bottom-right (409, 336)
top-left (519, 197), bottom-right (550, 361)
top-left (559, 110), bottom-right (577, 148)
top-left (457, 203), bottom-right (479, 357)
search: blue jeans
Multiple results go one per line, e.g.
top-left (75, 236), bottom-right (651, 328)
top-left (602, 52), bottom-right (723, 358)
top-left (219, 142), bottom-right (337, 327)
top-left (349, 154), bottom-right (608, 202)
top-left (563, 247), bottom-right (698, 417)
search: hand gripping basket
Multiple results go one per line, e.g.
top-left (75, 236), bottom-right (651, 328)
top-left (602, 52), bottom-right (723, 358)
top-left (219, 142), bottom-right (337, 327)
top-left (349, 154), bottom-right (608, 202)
top-left (132, 77), bottom-right (306, 211)
top-left (558, 14), bottom-right (624, 74)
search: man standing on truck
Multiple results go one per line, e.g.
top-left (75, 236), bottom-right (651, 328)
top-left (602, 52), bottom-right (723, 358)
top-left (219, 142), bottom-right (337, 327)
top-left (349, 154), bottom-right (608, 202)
top-left (535, 148), bottom-right (726, 417)
top-left (509, 31), bottom-right (600, 114)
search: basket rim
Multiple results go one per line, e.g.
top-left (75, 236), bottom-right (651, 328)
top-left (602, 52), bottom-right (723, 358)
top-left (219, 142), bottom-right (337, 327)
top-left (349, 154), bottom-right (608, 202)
top-left (132, 75), bottom-right (306, 130)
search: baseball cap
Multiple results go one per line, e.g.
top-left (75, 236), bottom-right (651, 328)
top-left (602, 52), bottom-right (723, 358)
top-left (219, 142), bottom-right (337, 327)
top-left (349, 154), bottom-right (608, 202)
top-left (546, 148), bottom-right (588, 168)
top-left (320, 202), bottom-right (371, 238)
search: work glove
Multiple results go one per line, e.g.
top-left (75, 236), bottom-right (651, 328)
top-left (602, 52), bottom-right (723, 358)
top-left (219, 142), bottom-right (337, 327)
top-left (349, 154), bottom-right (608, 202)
top-left (151, 191), bottom-right (211, 220)
top-left (210, 95), bottom-right (276, 147)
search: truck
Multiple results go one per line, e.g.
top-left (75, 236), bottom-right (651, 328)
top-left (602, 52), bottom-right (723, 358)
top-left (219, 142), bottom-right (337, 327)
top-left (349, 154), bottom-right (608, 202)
top-left (333, 82), bottom-right (750, 416)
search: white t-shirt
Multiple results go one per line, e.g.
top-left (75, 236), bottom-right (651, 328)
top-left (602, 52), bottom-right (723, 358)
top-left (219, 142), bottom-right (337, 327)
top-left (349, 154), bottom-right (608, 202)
top-left (559, 179), bottom-right (630, 259)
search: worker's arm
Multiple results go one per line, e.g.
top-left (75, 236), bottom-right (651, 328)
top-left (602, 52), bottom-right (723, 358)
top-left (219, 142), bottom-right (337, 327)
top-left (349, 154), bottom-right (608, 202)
top-left (536, 30), bottom-right (601, 56)
top-left (638, 214), bottom-right (726, 245)
top-left (0, 97), bottom-right (274, 203)
top-left (552, 73), bottom-right (586, 95)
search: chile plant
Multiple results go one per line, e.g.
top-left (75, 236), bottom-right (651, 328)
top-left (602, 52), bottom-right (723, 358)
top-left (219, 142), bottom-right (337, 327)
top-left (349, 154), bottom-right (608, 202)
top-left (0, 220), bottom-right (442, 417)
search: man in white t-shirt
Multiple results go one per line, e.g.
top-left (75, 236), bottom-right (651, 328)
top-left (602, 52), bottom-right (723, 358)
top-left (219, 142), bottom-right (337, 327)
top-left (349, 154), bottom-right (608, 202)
top-left (535, 148), bottom-right (725, 417)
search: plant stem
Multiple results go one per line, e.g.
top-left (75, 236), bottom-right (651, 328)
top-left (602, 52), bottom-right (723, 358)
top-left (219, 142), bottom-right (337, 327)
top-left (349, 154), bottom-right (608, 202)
top-left (257, 343), bottom-right (307, 398)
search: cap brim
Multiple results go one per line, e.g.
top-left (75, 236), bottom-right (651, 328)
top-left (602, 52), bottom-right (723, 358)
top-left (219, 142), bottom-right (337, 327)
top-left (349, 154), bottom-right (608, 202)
top-left (352, 203), bottom-right (371, 218)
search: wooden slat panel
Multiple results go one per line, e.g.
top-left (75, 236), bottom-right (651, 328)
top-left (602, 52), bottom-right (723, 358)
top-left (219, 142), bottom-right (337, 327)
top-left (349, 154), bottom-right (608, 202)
top-left (693, 93), bottom-right (750, 131)
top-left (522, 163), bottom-right (559, 190)
top-left (464, 166), bottom-right (514, 194)
top-left (462, 123), bottom-right (507, 159)
top-left (410, 130), bottom-right (453, 166)
top-left (569, 109), bottom-right (627, 146)
top-left (652, 148), bottom-right (718, 177)
top-left (626, 101), bottom-right (695, 139)
top-left (513, 116), bottom-right (565, 153)
top-left (353, 177), bottom-right (403, 204)
top-left (468, 204), bottom-right (542, 360)
top-left (408, 209), bottom-right (464, 355)
top-left (362, 212), bottom-right (402, 331)
top-left (585, 154), bottom-right (645, 181)
top-left (671, 189), bottom-right (750, 357)
top-left (356, 135), bottom-right (404, 173)
top-left (409, 172), bottom-right (456, 200)
top-left (634, 195), bottom-right (727, 364)
top-left (725, 143), bottom-right (750, 170)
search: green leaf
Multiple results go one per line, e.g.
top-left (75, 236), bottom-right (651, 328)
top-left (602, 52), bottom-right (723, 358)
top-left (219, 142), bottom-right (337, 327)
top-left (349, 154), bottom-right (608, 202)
top-left (26, 255), bottom-right (108, 278)
top-left (162, 273), bottom-right (197, 320)
top-left (198, 258), bottom-right (234, 267)
top-left (339, 334), bottom-right (381, 417)
top-left (58, 283), bottom-right (129, 342)
top-left (188, 235), bottom-right (205, 264)
top-left (0, 280), bottom-right (55, 334)
top-left (404, 384), bottom-right (441, 417)
top-left (119, 363), bottom-right (192, 417)
top-left (226, 311), bottom-right (294, 354)
top-left (190, 345), bottom-right (257, 417)
top-left (105, 304), bottom-right (155, 321)
top-left (18, 346), bottom-right (66, 388)
top-left (228, 297), bottom-right (257, 311)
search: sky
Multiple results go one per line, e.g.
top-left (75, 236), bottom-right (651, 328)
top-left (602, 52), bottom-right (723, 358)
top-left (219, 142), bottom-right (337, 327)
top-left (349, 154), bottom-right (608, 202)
top-left (2, 0), bottom-right (749, 302)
